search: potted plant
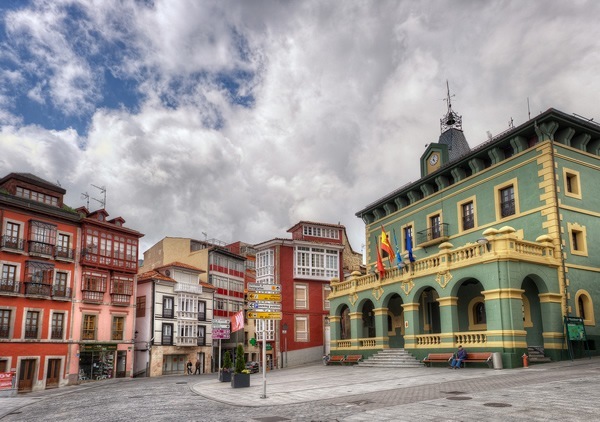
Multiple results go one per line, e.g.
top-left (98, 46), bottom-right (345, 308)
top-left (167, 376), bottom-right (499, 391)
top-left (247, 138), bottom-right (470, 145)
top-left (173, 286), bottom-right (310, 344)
top-left (219, 350), bottom-right (232, 382)
top-left (231, 344), bottom-right (250, 388)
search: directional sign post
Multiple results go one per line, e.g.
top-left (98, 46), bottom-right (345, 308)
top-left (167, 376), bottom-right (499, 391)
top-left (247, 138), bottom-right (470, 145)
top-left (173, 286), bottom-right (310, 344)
top-left (247, 301), bottom-right (282, 311)
top-left (247, 293), bottom-right (282, 302)
top-left (246, 311), bottom-right (283, 320)
top-left (247, 283), bottom-right (282, 292)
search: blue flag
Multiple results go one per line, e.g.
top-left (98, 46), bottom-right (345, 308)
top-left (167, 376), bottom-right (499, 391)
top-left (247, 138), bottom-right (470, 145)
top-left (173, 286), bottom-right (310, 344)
top-left (407, 231), bottom-right (415, 262)
top-left (392, 229), bottom-right (403, 269)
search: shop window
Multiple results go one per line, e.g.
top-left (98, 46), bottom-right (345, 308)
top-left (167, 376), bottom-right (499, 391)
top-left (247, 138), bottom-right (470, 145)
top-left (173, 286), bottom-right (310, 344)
top-left (295, 284), bottom-right (308, 309)
top-left (112, 316), bottom-right (124, 340)
top-left (82, 314), bottom-right (97, 340)
top-left (295, 316), bottom-right (308, 342)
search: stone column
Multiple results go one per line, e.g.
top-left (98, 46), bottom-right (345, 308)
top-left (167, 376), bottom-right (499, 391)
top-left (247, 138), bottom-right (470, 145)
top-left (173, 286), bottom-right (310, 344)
top-left (437, 296), bottom-right (459, 348)
top-left (401, 303), bottom-right (420, 348)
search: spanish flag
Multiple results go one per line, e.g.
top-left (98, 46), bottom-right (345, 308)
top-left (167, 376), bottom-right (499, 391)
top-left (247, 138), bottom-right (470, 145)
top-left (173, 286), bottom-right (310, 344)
top-left (375, 236), bottom-right (385, 279)
top-left (380, 225), bottom-right (394, 263)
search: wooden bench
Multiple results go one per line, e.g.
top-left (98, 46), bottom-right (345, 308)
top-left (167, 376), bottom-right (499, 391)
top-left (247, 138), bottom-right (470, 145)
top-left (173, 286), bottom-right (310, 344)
top-left (327, 355), bottom-right (346, 365)
top-left (422, 353), bottom-right (453, 367)
top-left (344, 355), bottom-right (363, 365)
top-left (462, 352), bottom-right (493, 368)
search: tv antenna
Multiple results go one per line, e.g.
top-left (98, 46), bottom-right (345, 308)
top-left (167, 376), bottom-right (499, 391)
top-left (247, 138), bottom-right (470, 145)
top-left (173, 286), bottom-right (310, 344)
top-left (91, 184), bottom-right (106, 209)
top-left (81, 192), bottom-right (90, 208)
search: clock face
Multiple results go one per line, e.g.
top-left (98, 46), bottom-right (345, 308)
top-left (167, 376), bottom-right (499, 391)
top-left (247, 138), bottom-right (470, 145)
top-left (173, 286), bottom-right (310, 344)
top-left (429, 153), bottom-right (439, 166)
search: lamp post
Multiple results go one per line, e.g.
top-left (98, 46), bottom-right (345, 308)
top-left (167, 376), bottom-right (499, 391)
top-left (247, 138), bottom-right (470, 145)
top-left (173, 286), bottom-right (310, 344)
top-left (282, 323), bottom-right (288, 368)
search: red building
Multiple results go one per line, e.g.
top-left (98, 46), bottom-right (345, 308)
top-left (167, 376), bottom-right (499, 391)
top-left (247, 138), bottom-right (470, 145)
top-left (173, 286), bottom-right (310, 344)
top-left (253, 221), bottom-right (349, 367)
top-left (0, 173), bottom-right (80, 392)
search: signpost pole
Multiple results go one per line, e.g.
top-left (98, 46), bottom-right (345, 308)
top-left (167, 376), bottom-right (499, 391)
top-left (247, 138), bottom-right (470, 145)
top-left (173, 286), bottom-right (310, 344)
top-left (218, 338), bottom-right (221, 375)
top-left (261, 323), bottom-right (267, 399)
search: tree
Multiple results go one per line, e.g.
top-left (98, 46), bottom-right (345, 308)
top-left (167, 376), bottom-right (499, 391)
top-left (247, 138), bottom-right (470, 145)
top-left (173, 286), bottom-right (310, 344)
top-left (222, 350), bottom-right (232, 372)
top-left (234, 344), bottom-right (245, 374)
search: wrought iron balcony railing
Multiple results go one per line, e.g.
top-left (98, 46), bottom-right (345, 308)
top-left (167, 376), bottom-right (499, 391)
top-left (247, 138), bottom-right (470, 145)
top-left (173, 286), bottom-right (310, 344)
top-left (28, 241), bottom-right (54, 257)
top-left (52, 286), bottom-right (72, 299)
top-left (25, 282), bottom-right (52, 297)
top-left (162, 335), bottom-right (173, 345)
top-left (51, 329), bottom-right (63, 339)
top-left (416, 223), bottom-right (449, 246)
top-left (24, 328), bottom-right (38, 339)
top-left (55, 246), bottom-right (75, 261)
top-left (1, 235), bottom-right (25, 251)
top-left (0, 279), bottom-right (20, 294)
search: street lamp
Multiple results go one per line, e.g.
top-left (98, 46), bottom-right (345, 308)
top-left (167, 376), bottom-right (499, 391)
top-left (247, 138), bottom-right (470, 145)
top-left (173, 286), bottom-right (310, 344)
top-left (282, 323), bottom-right (288, 368)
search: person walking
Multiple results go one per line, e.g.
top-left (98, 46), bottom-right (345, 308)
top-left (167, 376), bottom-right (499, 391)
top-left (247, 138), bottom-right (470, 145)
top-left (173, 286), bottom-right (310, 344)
top-left (194, 359), bottom-right (201, 375)
top-left (187, 360), bottom-right (193, 375)
top-left (449, 345), bottom-right (467, 369)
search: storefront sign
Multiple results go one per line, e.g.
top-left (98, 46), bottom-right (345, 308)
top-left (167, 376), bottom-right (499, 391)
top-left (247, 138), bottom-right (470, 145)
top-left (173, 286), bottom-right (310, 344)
top-left (212, 328), bottom-right (230, 339)
top-left (0, 372), bottom-right (15, 390)
top-left (80, 343), bottom-right (118, 352)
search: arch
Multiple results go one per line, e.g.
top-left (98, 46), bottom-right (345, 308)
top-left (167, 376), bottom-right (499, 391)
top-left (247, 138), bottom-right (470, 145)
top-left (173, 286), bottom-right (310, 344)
top-left (339, 305), bottom-right (351, 340)
top-left (359, 299), bottom-right (376, 338)
top-left (382, 292), bottom-right (404, 347)
top-left (416, 287), bottom-right (441, 334)
top-left (575, 290), bottom-right (595, 326)
top-left (521, 277), bottom-right (543, 346)
top-left (454, 278), bottom-right (485, 332)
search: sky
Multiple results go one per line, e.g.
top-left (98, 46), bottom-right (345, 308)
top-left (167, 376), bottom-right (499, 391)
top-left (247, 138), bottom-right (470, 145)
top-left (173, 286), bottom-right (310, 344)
top-left (1, 0), bottom-right (600, 260)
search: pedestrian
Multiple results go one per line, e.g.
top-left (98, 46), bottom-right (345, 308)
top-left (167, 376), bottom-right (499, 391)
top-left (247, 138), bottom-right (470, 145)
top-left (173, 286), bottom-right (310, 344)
top-left (194, 359), bottom-right (201, 375)
top-left (449, 345), bottom-right (467, 369)
top-left (187, 360), bottom-right (193, 375)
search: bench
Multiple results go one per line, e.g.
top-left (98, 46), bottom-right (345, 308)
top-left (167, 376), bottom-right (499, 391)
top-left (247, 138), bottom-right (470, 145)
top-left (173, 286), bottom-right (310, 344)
top-left (327, 355), bottom-right (346, 365)
top-left (462, 352), bottom-right (493, 368)
top-left (422, 353), bottom-right (453, 367)
top-left (344, 355), bottom-right (363, 365)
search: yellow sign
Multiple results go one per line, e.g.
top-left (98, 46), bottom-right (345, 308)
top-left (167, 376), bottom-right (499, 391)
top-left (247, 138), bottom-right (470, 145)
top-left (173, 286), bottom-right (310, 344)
top-left (247, 293), bottom-right (282, 301)
top-left (246, 311), bottom-right (283, 320)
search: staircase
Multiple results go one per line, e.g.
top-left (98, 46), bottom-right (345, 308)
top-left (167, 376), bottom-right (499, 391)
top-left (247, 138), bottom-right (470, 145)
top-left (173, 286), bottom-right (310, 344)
top-left (528, 346), bottom-right (552, 364)
top-left (358, 349), bottom-right (424, 368)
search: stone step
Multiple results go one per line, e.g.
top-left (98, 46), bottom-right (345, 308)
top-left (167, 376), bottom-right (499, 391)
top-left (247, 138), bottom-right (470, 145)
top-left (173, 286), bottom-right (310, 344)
top-left (358, 349), bottom-right (424, 368)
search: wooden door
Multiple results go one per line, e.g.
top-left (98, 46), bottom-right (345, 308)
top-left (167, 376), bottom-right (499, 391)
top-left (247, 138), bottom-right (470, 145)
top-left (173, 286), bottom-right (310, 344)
top-left (18, 359), bottom-right (36, 392)
top-left (46, 359), bottom-right (60, 389)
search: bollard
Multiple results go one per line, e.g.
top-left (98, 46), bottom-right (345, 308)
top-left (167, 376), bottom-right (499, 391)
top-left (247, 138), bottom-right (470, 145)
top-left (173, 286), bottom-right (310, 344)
top-left (522, 353), bottom-right (529, 368)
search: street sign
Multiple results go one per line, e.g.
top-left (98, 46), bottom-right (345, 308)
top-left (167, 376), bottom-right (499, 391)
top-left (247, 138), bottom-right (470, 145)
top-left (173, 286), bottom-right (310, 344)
top-left (212, 319), bottom-right (230, 328)
top-left (247, 301), bottom-right (282, 311)
top-left (246, 311), bottom-right (283, 320)
top-left (212, 328), bottom-right (230, 339)
top-left (247, 283), bottom-right (282, 292)
top-left (247, 293), bottom-right (282, 301)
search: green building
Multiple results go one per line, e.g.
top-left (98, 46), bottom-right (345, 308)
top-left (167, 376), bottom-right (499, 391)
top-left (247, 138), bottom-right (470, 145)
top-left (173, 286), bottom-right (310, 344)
top-left (328, 102), bottom-right (600, 368)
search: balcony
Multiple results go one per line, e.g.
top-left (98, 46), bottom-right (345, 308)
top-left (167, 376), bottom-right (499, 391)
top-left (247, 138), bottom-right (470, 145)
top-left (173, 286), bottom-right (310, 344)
top-left (24, 282), bottom-right (52, 297)
top-left (416, 223), bottom-right (450, 248)
top-left (0, 325), bottom-right (9, 338)
top-left (1, 235), bottom-right (25, 253)
top-left (82, 290), bottom-right (104, 303)
top-left (176, 336), bottom-right (200, 347)
top-left (110, 293), bottom-right (131, 306)
top-left (0, 279), bottom-right (21, 294)
top-left (55, 246), bottom-right (75, 262)
top-left (52, 286), bottom-right (72, 300)
top-left (28, 241), bottom-right (54, 258)
top-left (51, 329), bottom-right (63, 340)
top-left (24, 328), bottom-right (39, 339)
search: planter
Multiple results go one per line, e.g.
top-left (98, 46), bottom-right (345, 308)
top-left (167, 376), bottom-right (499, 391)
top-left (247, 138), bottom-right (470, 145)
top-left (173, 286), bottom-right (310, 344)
top-left (230, 373), bottom-right (250, 388)
top-left (218, 370), bottom-right (231, 382)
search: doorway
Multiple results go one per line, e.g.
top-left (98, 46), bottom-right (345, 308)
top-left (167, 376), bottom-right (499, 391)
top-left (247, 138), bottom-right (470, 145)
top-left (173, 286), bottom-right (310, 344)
top-left (18, 359), bottom-right (36, 392)
top-left (46, 359), bottom-right (60, 389)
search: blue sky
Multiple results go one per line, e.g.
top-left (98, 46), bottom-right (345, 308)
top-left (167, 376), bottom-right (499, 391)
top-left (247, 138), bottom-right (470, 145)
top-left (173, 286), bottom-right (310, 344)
top-left (1, 0), bottom-right (600, 258)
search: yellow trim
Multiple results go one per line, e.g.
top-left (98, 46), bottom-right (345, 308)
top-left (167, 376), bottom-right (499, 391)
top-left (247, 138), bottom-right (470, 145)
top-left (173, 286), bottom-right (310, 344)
top-left (575, 289), bottom-right (596, 326)
top-left (563, 167), bottom-right (582, 199)
top-left (567, 222), bottom-right (588, 257)
top-left (456, 195), bottom-right (478, 234)
top-left (538, 293), bottom-right (563, 303)
top-left (401, 303), bottom-right (420, 312)
top-left (494, 177), bottom-right (520, 222)
top-left (482, 288), bottom-right (525, 300)
top-left (373, 308), bottom-right (388, 316)
top-left (349, 312), bottom-right (362, 319)
top-left (328, 316), bottom-right (341, 323)
top-left (436, 297), bottom-right (458, 307)
top-left (542, 331), bottom-right (567, 339)
top-left (522, 295), bottom-right (533, 328)
top-left (467, 296), bottom-right (487, 330)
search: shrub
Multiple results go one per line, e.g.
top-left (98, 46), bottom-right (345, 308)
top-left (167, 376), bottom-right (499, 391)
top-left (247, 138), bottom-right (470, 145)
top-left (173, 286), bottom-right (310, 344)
top-left (234, 344), bottom-right (245, 374)
top-left (222, 350), bottom-right (232, 371)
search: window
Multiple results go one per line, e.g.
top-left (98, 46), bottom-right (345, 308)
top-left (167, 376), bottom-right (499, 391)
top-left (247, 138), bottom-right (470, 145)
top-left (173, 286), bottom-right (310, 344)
top-left (163, 297), bottom-right (174, 318)
top-left (198, 301), bottom-right (206, 321)
top-left (295, 247), bottom-right (339, 279)
top-left (112, 316), bottom-right (124, 340)
top-left (563, 168), bottom-right (582, 199)
top-left (3, 222), bottom-right (21, 249)
top-left (461, 201), bottom-right (475, 230)
top-left (429, 214), bottom-right (441, 239)
top-left (1, 264), bottom-right (18, 293)
top-left (468, 297), bottom-right (486, 330)
top-left (323, 285), bottom-right (331, 310)
top-left (162, 323), bottom-right (173, 345)
top-left (56, 233), bottom-right (71, 259)
top-left (136, 296), bottom-right (146, 318)
top-left (295, 284), bottom-right (308, 309)
top-left (295, 316), bottom-right (308, 342)
top-left (493, 179), bottom-right (520, 221)
top-left (0, 309), bottom-right (11, 338)
top-left (474, 303), bottom-right (486, 325)
top-left (54, 272), bottom-right (68, 297)
top-left (26, 261), bottom-right (53, 284)
top-left (29, 221), bottom-right (57, 255)
top-left (15, 187), bottom-right (58, 206)
top-left (51, 313), bottom-right (64, 339)
top-left (302, 225), bottom-right (339, 239)
top-left (568, 223), bottom-right (588, 256)
top-left (25, 310), bottom-right (39, 339)
top-left (256, 249), bottom-right (274, 280)
top-left (575, 290), bottom-right (595, 325)
top-left (82, 315), bottom-right (97, 340)
top-left (85, 229), bottom-right (99, 254)
top-left (403, 225), bottom-right (414, 252)
top-left (197, 325), bottom-right (206, 346)
top-left (81, 271), bottom-right (107, 302)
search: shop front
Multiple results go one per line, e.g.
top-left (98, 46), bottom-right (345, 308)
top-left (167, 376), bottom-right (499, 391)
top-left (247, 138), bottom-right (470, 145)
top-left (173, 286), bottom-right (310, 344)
top-left (79, 344), bottom-right (127, 381)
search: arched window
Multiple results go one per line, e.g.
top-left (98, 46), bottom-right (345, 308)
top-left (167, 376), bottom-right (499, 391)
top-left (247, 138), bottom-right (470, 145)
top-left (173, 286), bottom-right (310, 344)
top-left (474, 302), bottom-right (486, 325)
top-left (575, 290), bottom-right (595, 325)
top-left (468, 297), bottom-right (487, 330)
top-left (340, 307), bottom-right (351, 340)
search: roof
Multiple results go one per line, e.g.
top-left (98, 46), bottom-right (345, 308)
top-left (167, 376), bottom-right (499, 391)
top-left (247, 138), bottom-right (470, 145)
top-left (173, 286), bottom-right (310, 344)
top-left (137, 270), bottom-right (174, 283)
top-left (0, 172), bottom-right (66, 194)
top-left (287, 221), bottom-right (345, 232)
top-left (155, 261), bottom-right (206, 273)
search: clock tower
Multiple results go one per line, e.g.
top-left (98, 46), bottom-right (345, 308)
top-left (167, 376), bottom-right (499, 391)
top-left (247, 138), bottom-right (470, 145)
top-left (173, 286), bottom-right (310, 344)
top-left (420, 82), bottom-right (470, 177)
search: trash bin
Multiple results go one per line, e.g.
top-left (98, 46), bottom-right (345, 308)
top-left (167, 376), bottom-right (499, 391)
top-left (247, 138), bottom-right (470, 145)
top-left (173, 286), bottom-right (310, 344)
top-left (492, 352), bottom-right (503, 369)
